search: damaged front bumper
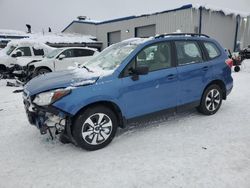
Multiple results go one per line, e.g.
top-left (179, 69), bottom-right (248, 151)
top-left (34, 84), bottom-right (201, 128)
top-left (23, 97), bottom-right (74, 141)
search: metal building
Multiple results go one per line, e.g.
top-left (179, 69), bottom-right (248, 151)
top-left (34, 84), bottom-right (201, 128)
top-left (62, 4), bottom-right (250, 51)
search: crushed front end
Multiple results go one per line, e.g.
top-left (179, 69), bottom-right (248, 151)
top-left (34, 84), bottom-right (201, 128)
top-left (22, 88), bottom-right (73, 141)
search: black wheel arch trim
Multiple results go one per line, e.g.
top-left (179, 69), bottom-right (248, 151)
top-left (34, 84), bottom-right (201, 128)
top-left (72, 101), bottom-right (125, 129)
top-left (202, 80), bottom-right (227, 100)
top-left (35, 66), bottom-right (52, 73)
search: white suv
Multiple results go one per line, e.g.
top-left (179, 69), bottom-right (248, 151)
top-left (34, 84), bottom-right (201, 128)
top-left (0, 42), bottom-right (54, 72)
top-left (31, 47), bottom-right (98, 75)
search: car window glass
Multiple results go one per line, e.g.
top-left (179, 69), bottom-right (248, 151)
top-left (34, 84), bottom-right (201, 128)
top-left (123, 59), bottom-right (136, 77)
top-left (74, 49), bottom-right (94, 57)
top-left (136, 42), bottom-right (172, 72)
top-left (61, 49), bottom-right (75, 58)
top-left (204, 42), bottom-right (220, 59)
top-left (6, 46), bottom-right (16, 55)
top-left (16, 47), bottom-right (32, 56)
top-left (175, 41), bottom-right (203, 65)
top-left (33, 48), bottom-right (44, 56)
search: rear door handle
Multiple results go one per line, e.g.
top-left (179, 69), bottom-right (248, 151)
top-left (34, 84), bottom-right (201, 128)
top-left (167, 74), bottom-right (176, 80)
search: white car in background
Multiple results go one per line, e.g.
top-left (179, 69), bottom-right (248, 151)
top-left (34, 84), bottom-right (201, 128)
top-left (31, 47), bottom-right (98, 75)
top-left (0, 42), bottom-right (54, 72)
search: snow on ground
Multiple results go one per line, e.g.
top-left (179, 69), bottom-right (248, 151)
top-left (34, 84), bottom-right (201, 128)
top-left (0, 61), bottom-right (250, 188)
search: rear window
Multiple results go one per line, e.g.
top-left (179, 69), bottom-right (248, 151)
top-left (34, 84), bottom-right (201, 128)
top-left (175, 41), bottom-right (203, 65)
top-left (204, 42), bottom-right (220, 59)
top-left (33, 48), bottom-right (44, 56)
top-left (74, 49), bottom-right (94, 57)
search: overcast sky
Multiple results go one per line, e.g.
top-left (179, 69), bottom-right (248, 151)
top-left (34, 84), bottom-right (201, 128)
top-left (0, 0), bottom-right (249, 33)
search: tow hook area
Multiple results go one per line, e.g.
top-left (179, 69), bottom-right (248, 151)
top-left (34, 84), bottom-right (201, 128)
top-left (36, 112), bottom-right (66, 140)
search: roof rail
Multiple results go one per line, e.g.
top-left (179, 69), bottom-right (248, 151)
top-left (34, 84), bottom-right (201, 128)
top-left (155, 33), bottom-right (210, 39)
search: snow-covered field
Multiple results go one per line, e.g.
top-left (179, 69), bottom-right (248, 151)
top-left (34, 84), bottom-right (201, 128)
top-left (0, 61), bottom-right (250, 188)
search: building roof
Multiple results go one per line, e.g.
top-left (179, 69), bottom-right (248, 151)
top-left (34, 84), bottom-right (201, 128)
top-left (62, 4), bottom-right (192, 32)
top-left (62, 4), bottom-right (250, 32)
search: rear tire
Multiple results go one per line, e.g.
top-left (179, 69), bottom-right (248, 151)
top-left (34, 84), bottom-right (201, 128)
top-left (72, 106), bottom-right (118, 151)
top-left (234, 66), bottom-right (240, 72)
top-left (197, 85), bottom-right (222, 115)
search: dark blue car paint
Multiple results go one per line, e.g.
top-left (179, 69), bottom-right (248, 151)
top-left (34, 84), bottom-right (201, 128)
top-left (24, 36), bottom-right (233, 122)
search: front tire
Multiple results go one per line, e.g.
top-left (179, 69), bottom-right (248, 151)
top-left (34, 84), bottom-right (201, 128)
top-left (72, 106), bottom-right (118, 151)
top-left (34, 68), bottom-right (51, 76)
top-left (198, 85), bottom-right (222, 115)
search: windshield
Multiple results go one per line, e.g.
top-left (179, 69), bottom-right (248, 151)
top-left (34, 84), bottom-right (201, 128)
top-left (6, 46), bottom-right (16, 55)
top-left (84, 39), bottom-right (146, 71)
top-left (46, 48), bottom-right (63, 59)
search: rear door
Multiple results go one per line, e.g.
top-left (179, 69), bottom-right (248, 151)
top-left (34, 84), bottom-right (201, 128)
top-left (119, 41), bottom-right (178, 119)
top-left (55, 49), bottom-right (75, 71)
top-left (175, 40), bottom-right (213, 106)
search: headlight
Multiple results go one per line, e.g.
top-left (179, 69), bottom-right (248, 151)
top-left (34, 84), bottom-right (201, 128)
top-left (33, 89), bottom-right (71, 106)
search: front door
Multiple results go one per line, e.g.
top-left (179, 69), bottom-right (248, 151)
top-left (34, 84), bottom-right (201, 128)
top-left (119, 42), bottom-right (178, 119)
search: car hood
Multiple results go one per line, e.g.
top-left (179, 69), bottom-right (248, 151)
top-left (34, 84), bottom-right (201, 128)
top-left (24, 68), bottom-right (111, 96)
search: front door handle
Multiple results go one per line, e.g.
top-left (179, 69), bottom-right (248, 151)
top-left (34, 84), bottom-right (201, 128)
top-left (167, 74), bottom-right (176, 80)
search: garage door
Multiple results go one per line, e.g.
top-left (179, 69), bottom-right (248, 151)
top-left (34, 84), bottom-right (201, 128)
top-left (107, 31), bottom-right (121, 46)
top-left (135, 24), bottom-right (156, 38)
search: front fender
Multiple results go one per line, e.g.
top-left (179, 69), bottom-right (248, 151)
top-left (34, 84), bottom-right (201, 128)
top-left (52, 80), bottom-right (127, 117)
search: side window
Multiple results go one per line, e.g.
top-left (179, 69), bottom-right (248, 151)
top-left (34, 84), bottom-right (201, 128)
top-left (136, 42), bottom-right (172, 72)
top-left (60, 49), bottom-right (75, 58)
top-left (204, 42), bottom-right (220, 59)
top-left (74, 49), bottom-right (94, 57)
top-left (122, 42), bottom-right (172, 77)
top-left (16, 47), bottom-right (31, 56)
top-left (33, 48), bottom-right (44, 56)
top-left (175, 41), bottom-right (203, 65)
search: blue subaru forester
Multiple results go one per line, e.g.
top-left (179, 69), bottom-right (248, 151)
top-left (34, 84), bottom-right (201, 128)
top-left (23, 33), bottom-right (233, 150)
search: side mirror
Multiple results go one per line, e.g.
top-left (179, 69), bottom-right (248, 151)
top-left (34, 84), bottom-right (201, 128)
top-left (11, 51), bottom-right (22, 58)
top-left (134, 65), bottom-right (149, 75)
top-left (248, 45), bottom-right (250, 48)
top-left (58, 54), bottom-right (66, 60)
top-left (130, 65), bottom-right (149, 81)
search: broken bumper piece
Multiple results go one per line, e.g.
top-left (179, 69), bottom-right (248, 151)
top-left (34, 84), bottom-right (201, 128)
top-left (23, 99), bottom-right (67, 137)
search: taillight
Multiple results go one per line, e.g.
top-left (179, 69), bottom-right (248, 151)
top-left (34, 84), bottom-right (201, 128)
top-left (225, 59), bottom-right (233, 68)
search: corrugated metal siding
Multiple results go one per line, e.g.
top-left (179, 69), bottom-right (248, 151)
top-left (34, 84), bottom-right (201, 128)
top-left (156, 8), bottom-right (197, 34)
top-left (201, 9), bottom-right (237, 50)
top-left (63, 7), bottom-right (249, 50)
top-left (96, 8), bottom-right (196, 48)
top-left (238, 17), bottom-right (250, 48)
top-left (64, 22), bottom-right (97, 36)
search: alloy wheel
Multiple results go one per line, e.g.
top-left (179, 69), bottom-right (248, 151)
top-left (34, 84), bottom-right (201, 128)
top-left (205, 89), bottom-right (221, 112)
top-left (81, 113), bottom-right (113, 145)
